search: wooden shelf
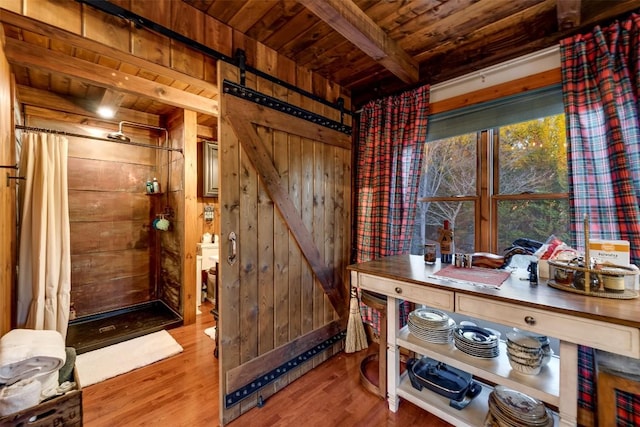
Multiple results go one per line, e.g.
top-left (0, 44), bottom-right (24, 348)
top-left (397, 373), bottom-right (491, 427)
top-left (397, 326), bottom-right (560, 406)
top-left (398, 373), bottom-right (560, 427)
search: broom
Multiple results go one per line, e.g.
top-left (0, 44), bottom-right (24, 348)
top-left (345, 286), bottom-right (368, 353)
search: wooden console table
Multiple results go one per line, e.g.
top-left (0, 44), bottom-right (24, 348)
top-left (347, 255), bottom-right (640, 427)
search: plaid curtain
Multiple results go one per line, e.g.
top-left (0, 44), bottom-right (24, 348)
top-left (561, 13), bottom-right (640, 262)
top-left (354, 85), bottom-right (430, 333)
top-left (560, 12), bottom-right (640, 420)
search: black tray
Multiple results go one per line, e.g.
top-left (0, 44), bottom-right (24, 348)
top-left (406, 357), bottom-right (482, 409)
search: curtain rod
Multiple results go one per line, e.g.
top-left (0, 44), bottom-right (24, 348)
top-left (15, 125), bottom-right (184, 154)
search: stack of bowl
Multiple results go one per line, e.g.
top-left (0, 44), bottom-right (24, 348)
top-left (505, 330), bottom-right (552, 375)
top-left (513, 328), bottom-right (554, 365)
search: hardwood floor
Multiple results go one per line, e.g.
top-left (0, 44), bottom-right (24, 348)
top-left (82, 302), bottom-right (451, 426)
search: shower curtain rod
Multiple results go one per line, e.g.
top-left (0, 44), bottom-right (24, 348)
top-left (15, 125), bottom-right (184, 154)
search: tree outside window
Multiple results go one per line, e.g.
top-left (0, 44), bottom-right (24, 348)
top-left (412, 114), bottom-right (570, 256)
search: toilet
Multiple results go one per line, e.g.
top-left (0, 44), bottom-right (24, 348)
top-left (196, 240), bottom-right (219, 311)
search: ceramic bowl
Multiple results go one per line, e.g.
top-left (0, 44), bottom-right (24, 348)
top-left (508, 358), bottom-right (542, 375)
top-left (507, 346), bottom-right (542, 360)
top-left (506, 331), bottom-right (542, 350)
top-left (507, 352), bottom-right (542, 366)
top-left (540, 347), bottom-right (554, 367)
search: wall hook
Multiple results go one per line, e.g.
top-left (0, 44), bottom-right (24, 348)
top-left (6, 172), bottom-right (25, 187)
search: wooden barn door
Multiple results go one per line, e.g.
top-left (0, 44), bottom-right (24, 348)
top-left (217, 61), bottom-right (352, 424)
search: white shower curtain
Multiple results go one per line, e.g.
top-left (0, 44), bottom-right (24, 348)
top-left (16, 132), bottom-right (71, 338)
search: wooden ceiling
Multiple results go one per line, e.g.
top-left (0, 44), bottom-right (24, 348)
top-left (189, 0), bottom-right (640, 106)
top-left (1, 7), bottom-right (220, 129)
top-left (2, 0), bottom-right (639, 127)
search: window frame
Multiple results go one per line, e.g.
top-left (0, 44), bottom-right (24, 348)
top-left (415, 72), bottom-right (568, 254)
top-left (418, 123), bottom-right (569, 254)
top-left (489, 129), bottom-right (569, 253)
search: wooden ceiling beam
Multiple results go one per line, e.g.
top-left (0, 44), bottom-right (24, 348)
top-left (557, 0), bottom-right (581, 30)
top-left (16, 84), bottom-right (160, 125)
top-left (196, 125), bottom-right (216, 140)
top-left (580, 0), bottom-right (640, 27)
top-left (4, 38), bottom-right (219, 116)
top-left (297, 0), bottom-right (418, 84)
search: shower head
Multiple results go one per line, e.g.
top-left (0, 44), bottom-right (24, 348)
top-left (107, 131), bottom-right (131, 142)
top-left (107, 121), bottom-right (168, 147)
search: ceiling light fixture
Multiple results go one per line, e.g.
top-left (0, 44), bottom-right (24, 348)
top-left (97, 106), bottom-right (115, 118)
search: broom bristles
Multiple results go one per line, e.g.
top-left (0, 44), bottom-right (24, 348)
top-left (345, 288), bottom-right (368, 353)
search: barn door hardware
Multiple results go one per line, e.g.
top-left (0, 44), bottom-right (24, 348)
top-left (224, 331), bottom-right (345, 409)
top-left (227, 231), bottom-right (237, 265)
top-left (337, 97), bottom-right (345, 125)
top-left (77, 0), bottom-right (353, 118)
top-left (223, 80), bottom-right (352, 135)
top-left (235, 49), bottom-right (246, 87)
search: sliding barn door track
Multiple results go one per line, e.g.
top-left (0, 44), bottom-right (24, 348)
top-left (224, 331), bottom-right (345, 409)
top-left (223, 80), bottom-right (351, 135)
top-left (76, 0), bottom-right (353, 122)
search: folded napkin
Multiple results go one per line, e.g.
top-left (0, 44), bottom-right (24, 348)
top-left (0, 378), bottom-right (41, 416)
top-left (0, 329), bottom-right (66, 386)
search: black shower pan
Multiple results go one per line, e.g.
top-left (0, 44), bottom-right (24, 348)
top-left (66, 300), bottom-right (183, 354)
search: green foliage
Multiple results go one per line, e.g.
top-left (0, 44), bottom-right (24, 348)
top-left (413, 114), bottom-right (570, 254)
top-left (499, 115), bottom-right (568, 194)
top-left (496, 115), bottom-right (569, 250)
top-left (497, 199), bottom-right (571, 252)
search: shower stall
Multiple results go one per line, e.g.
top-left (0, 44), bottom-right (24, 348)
top-left (16, 119), bottom-right (185, 353)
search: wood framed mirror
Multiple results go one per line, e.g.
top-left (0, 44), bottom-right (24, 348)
top-left (203, 141), bottom-right (219, 198)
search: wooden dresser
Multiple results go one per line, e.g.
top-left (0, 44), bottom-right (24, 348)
top-left (347, 255), bottom-right (640, 427)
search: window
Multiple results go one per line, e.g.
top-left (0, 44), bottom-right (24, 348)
top-left (411, 87), bottom-right (570, 255)
top-left (495, 115), bottom-right (569, 251)
top-left (416, 132), bottom-right (478, 254)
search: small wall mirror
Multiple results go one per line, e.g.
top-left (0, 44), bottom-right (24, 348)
top-left (203, 141), bottom-right (218, 198)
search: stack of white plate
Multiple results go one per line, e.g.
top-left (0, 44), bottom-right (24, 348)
top-left (485, 385), bottom-right (553, 426)
top-left (407, 308), bottom-right (456, 344)
top-left (505, 331), bottom-right (553, 375)
top-left (453, 325), bottom-right (499, 358)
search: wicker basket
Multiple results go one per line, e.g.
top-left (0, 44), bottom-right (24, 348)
top-left (547, 259), bottom-right (639, 299)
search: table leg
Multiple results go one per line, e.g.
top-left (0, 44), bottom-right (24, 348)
top-left (559, 340), bottom-right (578, 426)
top-left (387, 296), bottom-right (400, 412)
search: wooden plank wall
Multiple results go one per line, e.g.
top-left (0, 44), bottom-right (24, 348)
top-left (218, 59), bottom-right (352, 424)
top-left (196, 127), bottom-right (220, 246)
top-left (24, 110), bottom-right (164, 317)
top-left (162, 109), bottom-right (196, 317)
top-left (0, 0), bottom-right (351, 331)
top-left (0, 24), bottom-right (16, 335)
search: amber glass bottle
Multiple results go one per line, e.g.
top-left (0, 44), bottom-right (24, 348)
top-left (439, 220), bottom-right (454, 264)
